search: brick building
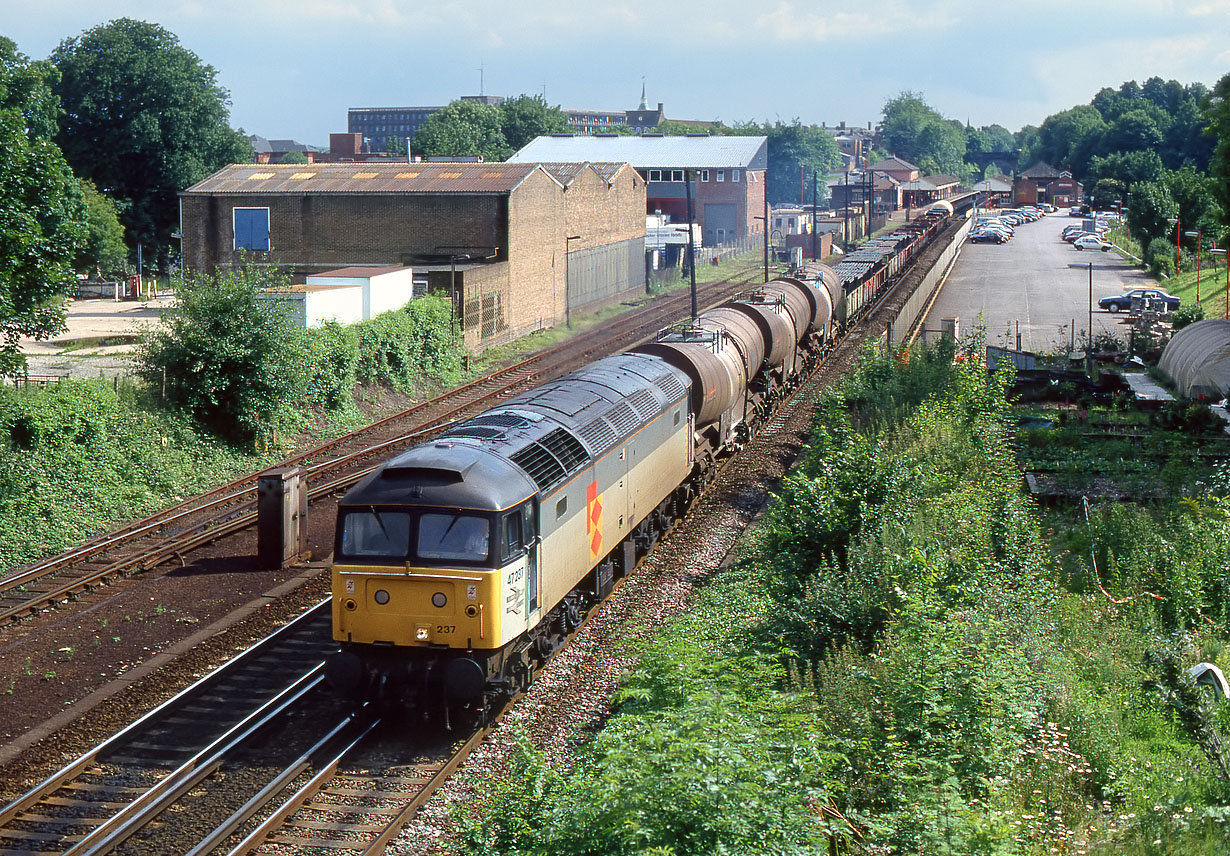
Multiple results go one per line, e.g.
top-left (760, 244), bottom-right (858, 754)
top-left (509, 134), bottom-right (768, 247)
top-left (1014, 162), bottom-right (1083, 207)
top-left (179, 161), bottom-right (646, 352)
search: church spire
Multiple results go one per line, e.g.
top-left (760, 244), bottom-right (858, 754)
top-left (638, 78), bottom-right (648, 111)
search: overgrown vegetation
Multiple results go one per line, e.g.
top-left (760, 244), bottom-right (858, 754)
top-left (138, 264), bottom-right (462, 447)
top-left (0, 378), bottom-right (266, 570)
top-left (454, 339), bottom-right (1230, 855)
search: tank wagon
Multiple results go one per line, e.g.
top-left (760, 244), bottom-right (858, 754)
top-left (325, 276), bottom-right (836, 717)
top-left (325, 206), bottom-right (954, 718)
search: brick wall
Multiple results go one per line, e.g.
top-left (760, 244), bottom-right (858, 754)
top-left (181, 193), bottom-right (507, 276)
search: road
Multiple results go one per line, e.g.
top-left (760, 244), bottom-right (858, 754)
top-left (922, 213), bottom-right (1162, 355)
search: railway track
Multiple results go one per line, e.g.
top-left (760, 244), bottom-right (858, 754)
top-left (0, 232), bottom-right (960, 854)
top-left (0, 269), bottom-right (767, 627)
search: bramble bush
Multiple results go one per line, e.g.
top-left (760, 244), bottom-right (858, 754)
top-left (138, 265), bottom-right (307, 446)
top-left (0, 378), bottom-right (266, 571)
top-left (140, 264), bottom-right (463, 446)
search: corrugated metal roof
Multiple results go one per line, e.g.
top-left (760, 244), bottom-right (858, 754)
top-left (182, 162), bottom-right (547, 195)
top-left (509, 134), bottom-right (768, 170)
top-left (536, 162), bottom-right (629, 186)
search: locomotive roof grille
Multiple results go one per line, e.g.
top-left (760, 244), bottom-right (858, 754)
top-left (628, 388), bottom-right (659, 420)
top-left (577, 418), bottom-right (620, 454)
top-left (469, 413), bottom-right (532, 429)
top-left (654, 373), bottom-right (687, 401)
top-left (605, 402), bottom-right (640, 436)
top-left (510, 427), bottom-right (589, 492)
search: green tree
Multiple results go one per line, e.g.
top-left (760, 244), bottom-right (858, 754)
top-left (75, 179), bottom-right (127, 277)
top-left (916, 118), bottom-right (968, 175)
top-left (1033, 104), bottom-right (1106, 174)
top-left (1103, 107), bottom-right (1165, 153)
top-left (138, 264), bottom-right (305, 445)
top-left (760, 121), bottom-right (840, 205)
top-left (413, 99), bottom-right (510, 161)
top-left (1166, 165), bottom-right (1224, 245)
top-left (879, 91), bottom-right (939, 166)
top-left (1126, 179), bottom-right (1178, 250)
top-left (51, 19), bottom-right (251, 268)
top-left (498, 94), bottom-right (569, 152)
top-left (1208, 71), bottom-right (1230, 235)
top-left (0, 38), bottom-right (86, 374)
top-left (1087, 149), bottom-right (1164, 189)
top-left (279, 150), bottom-right (309, 164)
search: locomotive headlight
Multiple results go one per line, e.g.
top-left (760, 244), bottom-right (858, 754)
top-left (432, 592), bottom-right (447, 608)
top-left (415, 625), bottom-right (431, 641)
top-left (374, 589), bottom-right (390, 605)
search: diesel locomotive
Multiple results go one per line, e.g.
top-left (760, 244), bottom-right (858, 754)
top-left (325, 205), bottom-right (953, 718)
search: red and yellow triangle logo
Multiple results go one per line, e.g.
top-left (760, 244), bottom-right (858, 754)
top-left (586, 480), bottom-right (603, 560)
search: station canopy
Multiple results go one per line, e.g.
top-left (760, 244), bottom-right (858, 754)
top-left (1158, 319), bottom-right (1230, 399)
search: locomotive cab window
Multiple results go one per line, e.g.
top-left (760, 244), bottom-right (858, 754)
top-left (418, 513), bottom-right (490, 563)
top-left (501, 510), bottom-right (523, 561)
top-left (339, 510), bottom-right (411, 563)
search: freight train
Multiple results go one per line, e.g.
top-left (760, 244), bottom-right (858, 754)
top-left (324, 204), bottom-right (954, 718)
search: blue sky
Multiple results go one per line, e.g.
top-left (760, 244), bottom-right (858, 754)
top-left (4, 0), bottom-right (1229, 147)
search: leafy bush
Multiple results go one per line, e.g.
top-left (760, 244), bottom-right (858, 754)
top-left (453, 566), bottom-right (846, 856)
top-left (1172, 301), bottom-right (1205, 331)
top-left (138, 264), bottom-right (306, 446)
top-left (1148, 237), bottom-right (1177, 278)
top-left (302, 321), bottom-right (359, 413)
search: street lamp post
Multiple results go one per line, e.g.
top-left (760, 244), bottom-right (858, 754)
top-left (1069, 261), bottom-right (1094, 376)
top-left (1186, 230), bottom-right (1203, 304)
top-left (1212, 249), bottom-right (1228, 320)
top-left (1168, 217), bottom-right (1180, 276)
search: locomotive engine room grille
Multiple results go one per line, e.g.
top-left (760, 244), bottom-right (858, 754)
top-left (604, 403), bottom-right (640, 436)
top-left (510, 428), bottom-right (589, 491)
top-left (653, 374), bottom-right (687, 401)
top-left (627, 388), bottom-right (660, 420)
top-left (577, 418), bottom-right (620, 455)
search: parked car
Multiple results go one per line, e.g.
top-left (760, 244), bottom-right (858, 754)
top-left (1098, 288), bottom-right (1180, 312)
top-left (1073, 235), bottom-right (1112, 251)
top-left (969, 230), bottom-right (1007, 244)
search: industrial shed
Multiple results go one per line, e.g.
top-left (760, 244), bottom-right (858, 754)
top-left (1158, 320), bottom-right (1230, 399)
top-left (179, 161), bottom-right (647, 352)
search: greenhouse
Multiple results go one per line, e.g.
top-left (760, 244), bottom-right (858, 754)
top-left (1158, 319), bottom-right (1230, 399)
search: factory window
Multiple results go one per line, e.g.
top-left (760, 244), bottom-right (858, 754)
top-left (418, 512), bottom-right (490, 562)
top-left (716, 171), bottom-right (725, 182)
top-left (648, 169), bottom-right (662, 181)
top-left (699, 170), bottom-right (709, 182)
top-left (233, 208), bottom-right (270, 251)
top-left (732, 170), bottom-right (740, 182)
top-left (671, 169), bottom-right (685, 182)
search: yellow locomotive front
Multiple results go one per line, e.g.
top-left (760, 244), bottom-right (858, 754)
top-left (326, 442), bottom-right (542, 709)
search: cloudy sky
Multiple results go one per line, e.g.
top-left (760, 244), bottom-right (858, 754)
top-left (4, 0), bottom-right (1229, 146)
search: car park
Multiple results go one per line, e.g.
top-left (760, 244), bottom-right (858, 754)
top-left (1073, 234), bottom-right (1112, 251)
top-left (1098, 288), bottom-right (1180, 312)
